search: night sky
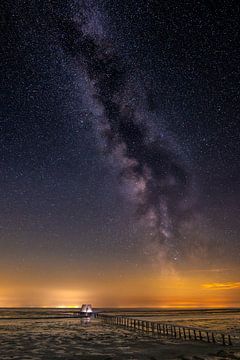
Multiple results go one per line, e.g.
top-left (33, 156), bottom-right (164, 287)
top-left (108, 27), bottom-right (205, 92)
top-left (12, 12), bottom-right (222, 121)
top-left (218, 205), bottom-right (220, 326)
top-left (0, 0), bottom-right (240, 307)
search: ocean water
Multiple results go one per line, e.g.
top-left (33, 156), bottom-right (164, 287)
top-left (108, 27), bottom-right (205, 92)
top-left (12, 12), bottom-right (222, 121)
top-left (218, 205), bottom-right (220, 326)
top-left (0, 308), bottom-right (239, 359)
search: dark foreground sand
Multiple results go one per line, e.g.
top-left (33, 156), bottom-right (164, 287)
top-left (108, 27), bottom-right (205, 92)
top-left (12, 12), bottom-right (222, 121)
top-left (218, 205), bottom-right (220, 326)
top-left (0, 318), bottom-right (239, 360)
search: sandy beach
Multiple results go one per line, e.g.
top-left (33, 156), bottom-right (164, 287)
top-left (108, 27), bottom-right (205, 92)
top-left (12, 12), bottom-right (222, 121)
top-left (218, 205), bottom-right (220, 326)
top-left (0, 315), bottom-right (240, 360)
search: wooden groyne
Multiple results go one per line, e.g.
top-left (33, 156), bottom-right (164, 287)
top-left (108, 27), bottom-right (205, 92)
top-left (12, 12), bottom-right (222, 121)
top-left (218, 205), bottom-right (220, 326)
top-left (97, 314), bottom-right (233, 346)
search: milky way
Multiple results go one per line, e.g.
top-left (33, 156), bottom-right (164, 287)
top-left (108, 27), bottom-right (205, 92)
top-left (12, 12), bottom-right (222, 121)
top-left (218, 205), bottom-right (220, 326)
top-left (56, 1), bottom-right (195, 261)
top-left (1, 0), bottom-right (239, 282)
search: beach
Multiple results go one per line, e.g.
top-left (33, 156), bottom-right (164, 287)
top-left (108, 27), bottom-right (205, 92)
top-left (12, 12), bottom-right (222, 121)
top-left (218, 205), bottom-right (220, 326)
top-left (0, 309), bottom-right (240, 359)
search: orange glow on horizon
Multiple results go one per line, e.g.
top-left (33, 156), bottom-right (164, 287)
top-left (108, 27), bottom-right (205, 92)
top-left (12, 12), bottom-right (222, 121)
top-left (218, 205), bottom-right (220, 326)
top-left (0, 264), bottom-right (239, 308)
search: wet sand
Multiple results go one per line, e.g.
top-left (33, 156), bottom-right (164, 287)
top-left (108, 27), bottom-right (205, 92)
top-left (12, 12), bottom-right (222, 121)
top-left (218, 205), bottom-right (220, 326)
top-left (0, 318), bottom-right (240, 360)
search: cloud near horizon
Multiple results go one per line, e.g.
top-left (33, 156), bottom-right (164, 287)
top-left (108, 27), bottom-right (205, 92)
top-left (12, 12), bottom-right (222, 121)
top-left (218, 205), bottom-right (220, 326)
top-left (202, 282), bottom-right (240, 290)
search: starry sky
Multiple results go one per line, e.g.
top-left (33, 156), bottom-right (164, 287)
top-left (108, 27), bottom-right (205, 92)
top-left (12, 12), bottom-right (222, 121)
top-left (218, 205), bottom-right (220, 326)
top-left (0, 0), bottom-right (240, 308)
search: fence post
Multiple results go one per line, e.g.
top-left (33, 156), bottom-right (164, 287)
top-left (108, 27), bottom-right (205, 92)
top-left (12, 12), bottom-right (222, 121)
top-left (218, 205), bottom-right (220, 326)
top-left (206, 331), bottom-right (210, 342)
top-left (174, 326), bottom-right (177, 338)
top-left (212, 332), bottom-right (216, 343)
top-left (151, 322), bottom-right (154, 336)
top-left (228, 335), bottom-right (232, 346)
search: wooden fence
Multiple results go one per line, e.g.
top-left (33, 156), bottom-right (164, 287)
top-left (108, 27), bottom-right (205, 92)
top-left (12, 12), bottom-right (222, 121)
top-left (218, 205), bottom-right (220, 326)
top-left (97, 314), bottom-right (233, 346)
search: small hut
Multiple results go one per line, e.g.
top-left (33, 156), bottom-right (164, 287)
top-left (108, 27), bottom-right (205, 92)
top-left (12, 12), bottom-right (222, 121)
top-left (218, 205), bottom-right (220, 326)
top-left (80, 304), bottom-right (93, 317)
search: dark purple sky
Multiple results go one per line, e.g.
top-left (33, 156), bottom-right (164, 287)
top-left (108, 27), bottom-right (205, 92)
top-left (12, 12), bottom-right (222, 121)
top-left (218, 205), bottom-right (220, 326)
top-left (0, 0), bottom-right (239, 306)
